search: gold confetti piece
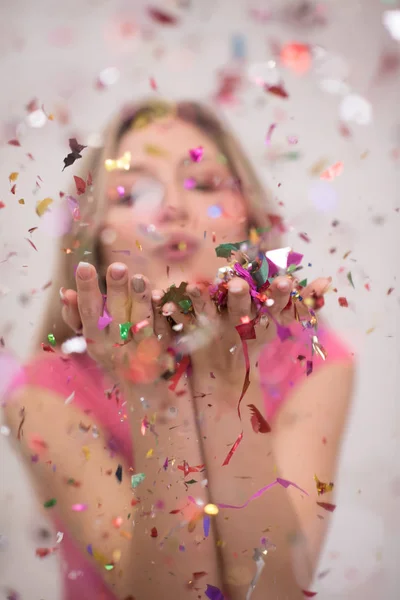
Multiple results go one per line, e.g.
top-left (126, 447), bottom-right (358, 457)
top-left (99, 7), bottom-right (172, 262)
top-left (9, 172), bottom-right (19, 182)
top-left (146, 448), bottom-right (153, 458)
top-left (82, 445), bottom-right (90, 460)
top-left (178, 241), bottom-right (187, 251)
top-left (343, 250), bottom-right (352, 259)
top-left (112, 549), bottom-right (121, 563)
top-left (204, 503), bottom-right (219, 516)
top-left (309, 158), bottom-right (329, 177)
top-left (366, 327), bottom-right (375, 335)
top-left (144, 144), bottom-right (168, 156)
top-left (36, 197), bottom-right (53, 217)
top-left (314, 474), bottom-right (334, 496)
top-left (18, 199), bottom-right (25, 205)
top-left (360, 150), bottom-right (369, 159)
top-left (104, 151), bottom-right (131, 172)
top-left (136, 240), bottom-right (142, 251)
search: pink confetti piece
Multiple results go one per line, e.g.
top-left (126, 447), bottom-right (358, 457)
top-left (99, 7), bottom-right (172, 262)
top-left (98, 306), bottom-right (113, 330)
top-left (265, 123), bottom-right (277, 146)
top-left (189, 146), bottom-right (203, 162)
top-left (217, 478), bottom-right (308, 509)
top-left (184, 177), bottom-right (196, 189)
top-left (71, 503), bottom-right (88, 512)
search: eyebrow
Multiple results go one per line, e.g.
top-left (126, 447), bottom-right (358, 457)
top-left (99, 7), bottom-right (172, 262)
top-left (122, 156), bottom-right (228, 174)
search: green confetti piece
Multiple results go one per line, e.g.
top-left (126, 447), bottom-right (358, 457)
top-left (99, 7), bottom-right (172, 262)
top-left (131, 472), bottom-right (146, 489)
top-left (299, 279), bottom-right (308, 287)
top-left (119, 321), bottom-right (132, 340)
top-left (104, 564), bottom-right (114, 571)
top-left (178, 298), bottom-right (192, 313)
top-left (44, 498), bottom-right (57, 508)
top-left (347, 272), bottom-right (355, 288)
top-left (185, 479), bottom-right (197, 485)
top-left (286, 263), bottom-right (299, 274)
top-left (47, 333), bottom-right (56, 346)
top-left (284, 151), bottom-right (301, 161)
top-left (215, 242), bottom-right (242, 259)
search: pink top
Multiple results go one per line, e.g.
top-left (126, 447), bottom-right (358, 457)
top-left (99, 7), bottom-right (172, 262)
top-left (4, 322), bottom-right (352, 600)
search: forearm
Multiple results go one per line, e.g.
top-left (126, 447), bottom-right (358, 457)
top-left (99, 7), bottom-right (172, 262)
top-left (124, 377), bottom-right (223, 599)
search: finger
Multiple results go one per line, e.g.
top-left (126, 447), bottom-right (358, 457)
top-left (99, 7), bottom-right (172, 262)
top-left (76, 262), bottom-right (103, 341)
top-left (162, 302), bottom-right (194, 333)
top-left (152, 290), bottom-right (172, 343)
top-left (60, 288), bottom-right (82, 333)
top-left (186, 283), bottom-right (218, 321)
top-left (301, 277), bottom-right (332, 308)
top-left (130, 275), bottom-right (153, 342)
top-left (105, 263), bottom-right (130, 340)
top-left (267, 276), bottom-right (293, 317)
top-left (227, 278), bottom-right (252, 327)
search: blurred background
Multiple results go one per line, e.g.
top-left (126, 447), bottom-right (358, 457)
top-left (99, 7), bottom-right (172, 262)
top-left (0, 0), bottom-right (399, 598)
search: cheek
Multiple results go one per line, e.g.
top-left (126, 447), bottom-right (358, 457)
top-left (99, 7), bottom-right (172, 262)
top-left (205, 192), bottom-right (248, 228)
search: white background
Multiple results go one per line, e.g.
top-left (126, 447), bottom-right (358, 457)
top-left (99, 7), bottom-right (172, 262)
top-left (0, 0), bottom-right (399, 599)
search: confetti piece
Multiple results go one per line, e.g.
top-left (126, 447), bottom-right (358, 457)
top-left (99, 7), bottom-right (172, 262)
top-left (41, 343), bottom-right (55, 352)
top-left (62, 138), bottom-right (87, 171)
top-left (248, 404), bottom-right (271, 433)
top-left (0, 201), bottom-right (5, 209)
top-left (115, 464), bottom-right (123, 483)
top-left (36, 197), bottom-right (53, 217)
top-left (150, 77), bottom-right (158, 90)
top-left (9, 172), bottom-right (18, 183)
top-left (314, 475), bottom-right (334, 495)
top-left (387, 287), bottom-right (394, 295)
top-left (150, 527), bottom-right (158, 538)
top-left (265, 83), bottom-right (289, 99)
top-left (320, 161), bottom-right (344, 181)
top-left (316, 501), bottom-right (336, 512)
top-left (347, 272), bottom-right (355, 288)
top-left (25, 238), bottom-right (38, 251)
top-left (131, 472), bottom-right (145, 488)
top-left (98, 306), bottom-right (113, 330)
top-left (74, 176), bottom-right (86, 195)
top-left (338, 297), bottom-right (348, 307)
top-left (71, 504), bottom-right (88, 512)
top-left (8, 139), bottom-right (20, 146)
top-left (189, 146), bottom-right (203, 162)
top-left (36, 546), bottom-right (58, 558)
top-left (217, 478), bottom-right (308, 510)
top-left (265, 123), bottom-right (276, 145)
top-left (280, 43), bottom-right (311, 74)
top-left (43, 498), bottom-right (57, 508)
top-left (119, 321), bottom-right (132, 340)
top-left (222, 431), bottom-right (244, 466)
top-left (104, 151), bottom-right (131, 172)
top-left (64, 391), bottom-right (75, 405)
top-left (204, 504), bottom-right (219, 516)
top-left (205, 584), bottom-right (225, 600)
top-left (82, 446), bottom-right (90, 460)
top-left (47, 333), bottom-right (56, 346)
top-left (148, 6), bottom-right (179, 25)
top-left (203, 515), bottom-right (211, 537)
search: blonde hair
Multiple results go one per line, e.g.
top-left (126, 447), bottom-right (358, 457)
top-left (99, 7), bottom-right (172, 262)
top-left (35, 98), bottom-right (280, 350)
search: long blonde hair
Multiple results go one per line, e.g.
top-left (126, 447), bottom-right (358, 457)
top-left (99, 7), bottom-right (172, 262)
top-left (36, 99), bottom-right (280, 350)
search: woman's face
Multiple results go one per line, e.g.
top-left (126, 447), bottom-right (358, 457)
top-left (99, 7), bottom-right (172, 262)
top-left (100, 117), bottom-right (249, 291)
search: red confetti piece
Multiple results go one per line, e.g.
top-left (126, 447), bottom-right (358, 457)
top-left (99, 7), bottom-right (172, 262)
top-left (150, 527), bottom-right (158, 538)
top-left (10, 184), bottom-right (16, 195)
top-left (86, 171), bottom-right (93, 187)
top-left (302, 591), bottom-right (317, 598)
top-left (338, 297), bottom-right (348, 307)
top-left (150, 77), bottom-right (158, 90)
top-left (74, 176), bottom-right (86, 195)
top-left (0, 202), bottom-right (5, 209)
top-left (25, 238), bottom-right (38, 251)
top-left (41, 343), bottom-right (55, 353)
top-left (178, 462), bottom-right (205, 475)
top-left (148, 7), bottom-right (178, 25)
top-left (222, 431), bottom-right (244, 466)
top-left (316, 501), bottom-right (336, 512)
top-left (248, 404), bottom-right (271, 433)
top-left (387, 287), bottom-right (394, 295)
top-left (8, 139), bottom-right (21, 146)
top-left (36, 546), bottom-right (58, 558)
top-left (265, 83), bottom-right (289, 98)
top-left (280, 43), bottom-right (312, 74)
top-left (265, 123), bottom-right (277, 145)
top-left (299, 232), bottom-right (311, 243)
top-left (28, 227), bottom-right (38, 235)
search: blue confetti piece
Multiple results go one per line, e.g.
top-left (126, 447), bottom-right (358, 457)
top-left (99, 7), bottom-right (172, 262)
top-left (232, 33), bottom-right (246, 59)
top-left (203, 514), bottom-right (211, 538)
top-left (87, 544), bottom-right (93, 556)
top-left (208, 204), bottom-right (222, 219)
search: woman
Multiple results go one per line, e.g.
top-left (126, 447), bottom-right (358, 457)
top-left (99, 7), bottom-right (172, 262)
top-left (3, 99), bottom-right (354, 600)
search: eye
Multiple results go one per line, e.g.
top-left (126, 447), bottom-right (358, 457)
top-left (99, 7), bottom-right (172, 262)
top-left (191, 175), bottom-right (224, 192)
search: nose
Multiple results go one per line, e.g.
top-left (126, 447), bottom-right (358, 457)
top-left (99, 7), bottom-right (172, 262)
top-left (156, 183), bottom-right (189, 224)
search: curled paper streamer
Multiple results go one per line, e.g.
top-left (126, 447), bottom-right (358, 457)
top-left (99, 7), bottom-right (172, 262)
top-left (217, 478), bottom-right (308, 510)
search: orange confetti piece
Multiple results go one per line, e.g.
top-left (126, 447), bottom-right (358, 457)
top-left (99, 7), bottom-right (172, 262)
top-left (320, 161), bottom-right (344, 181)
top-left (18, 199), bottom-right (25, 205)
top-left (9, 172), bottom-right (19, 182)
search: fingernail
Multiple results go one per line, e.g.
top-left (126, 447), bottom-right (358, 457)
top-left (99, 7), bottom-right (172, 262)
top-left (277, 280), bottom-right (290, 292)
top-left (111, 263), bottom-right (126, 280)
top-left (152, 290), bottom-right (162, 302)
top-left (77, 261), bottom-right (92, 281)
top-left (132, 275), bottom-right (145, 293)
top-left (59, 287), bottom-right (68, 306)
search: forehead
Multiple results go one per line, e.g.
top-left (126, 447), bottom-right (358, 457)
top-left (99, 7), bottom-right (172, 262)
top-left (115, 117), bottom-right (222, 165)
